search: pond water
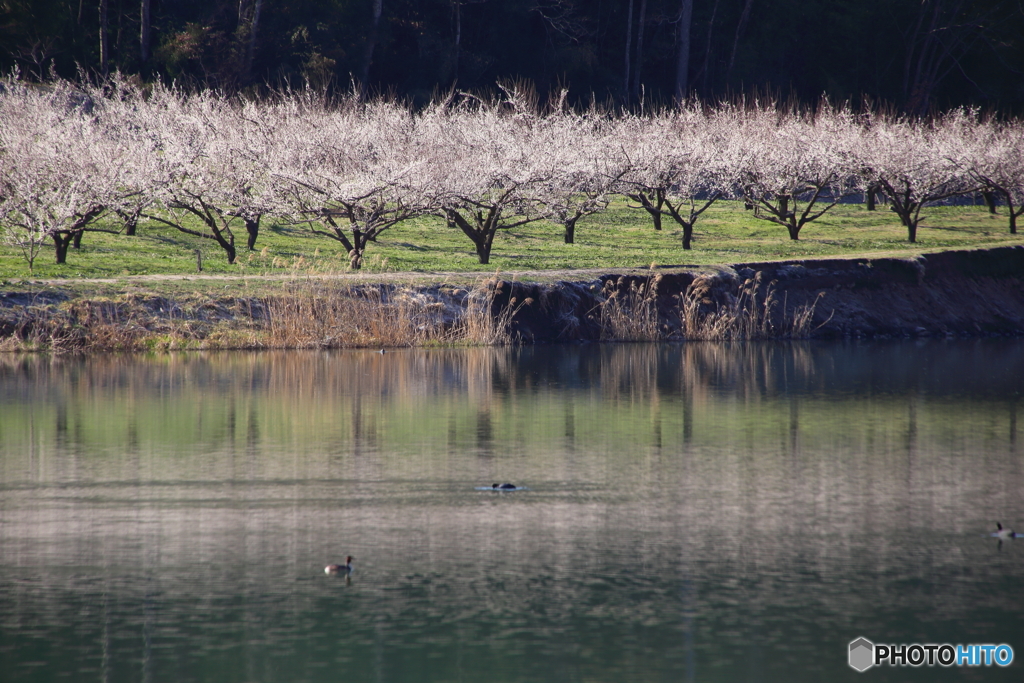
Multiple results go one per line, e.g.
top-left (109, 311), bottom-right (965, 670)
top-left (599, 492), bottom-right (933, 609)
top-left (1, 341), bottom-right (1022, 682)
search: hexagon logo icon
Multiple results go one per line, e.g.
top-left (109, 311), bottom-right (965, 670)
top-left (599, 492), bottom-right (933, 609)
top-left (849, 637), bottom-right (874, 672)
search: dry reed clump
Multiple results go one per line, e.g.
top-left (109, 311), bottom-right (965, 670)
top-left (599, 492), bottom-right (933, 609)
top-left (456, 278), bottom-right (522, 345)
top-left (597, 270), bottom-right (822, 341)
top-left (262, 276), bottom-right (519, 348)
top-left (598, 273), bottom-right (664, 341)
top-left (263, 282), bottom-right (452, 348)
top-left (684, 272), bottom-right (823, 340)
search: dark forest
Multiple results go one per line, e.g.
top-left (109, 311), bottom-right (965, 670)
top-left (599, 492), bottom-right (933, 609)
top-left (2, 0), bottom-right (1023, 111)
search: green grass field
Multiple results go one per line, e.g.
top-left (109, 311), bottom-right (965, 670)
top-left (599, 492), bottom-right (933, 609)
top-left (2, 199), bottom-right (1020, 283)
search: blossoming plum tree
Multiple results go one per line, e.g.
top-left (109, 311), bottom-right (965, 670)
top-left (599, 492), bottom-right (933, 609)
top-left (619, 106), bottom-right (734, 250)
top-left (966, 119), bottom-right (1024, 235)
top-left (140, 86), bottom-right (272, 264)
top-left (534, 109), bottom-right (627, 244)
top-left (737, 104), bottom-right (860, 240)
top-left (859, 110), bottom-right (979, 243)
top-left (0, 80), bottom-right (122, 268)
top-left (419, 90), bottom-right (552, 265)
top-left (274, 97), bottom-right (427, 269)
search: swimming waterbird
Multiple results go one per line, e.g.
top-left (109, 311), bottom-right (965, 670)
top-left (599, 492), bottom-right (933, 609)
top-left (325, 556), bottom-right (354, 574)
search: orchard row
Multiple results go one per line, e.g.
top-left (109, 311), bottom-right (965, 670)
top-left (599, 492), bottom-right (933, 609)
top-left (2, 77), bottom-right (1022, 272)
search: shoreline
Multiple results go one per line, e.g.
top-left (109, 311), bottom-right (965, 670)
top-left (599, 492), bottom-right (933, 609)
top-left (2, 246), bottom-right (1023, 352)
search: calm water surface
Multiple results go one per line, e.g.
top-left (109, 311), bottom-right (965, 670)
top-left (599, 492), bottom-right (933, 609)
top-left (1, 341), bottom-right (1022, 682)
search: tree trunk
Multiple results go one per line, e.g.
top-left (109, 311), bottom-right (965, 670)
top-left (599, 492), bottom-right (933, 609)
top-left (903, 0), bottom-right (945, 116)
top-left (452, 0), bottom-right (461, 84)
top-left (674, 0), bottom-right (694, 101)
top-left (901, 0), bottom-right (983, 116)
top-left (660, 194), bottom-right (718, 251)
top-left (328, 224), bottom-right (356, 253)
top-left (1001, 191), bottom-right (1021, 234)
top-left (628, 190), bottom-right (665, 230)
top-left (348, 228), bottom-right (366, 269)
top-left (205, 220), bottom-right (237, 263)
top-left (879, 179), bottom-right (922, 243)
top-left (53, 232), bottom-right (73, 264)
top-left (140, 0), bottom-right (150, 63)
top-left (476, 236), bottom-right (492, 264)
top-left (982, 190), bottom-right (996, 214)
top-left (99, 0), bottom-right (110, 76)
top-left (122, 208), bottom-right (139, 236)
top-left (681, 222), bottom-right (693, 250)
top-left (698, 0), bottom-right (720, 95)
top-left (72, 229), bottom-right (84, 249)
top-left (777, 195), bottom-right (800, 239)
top-left (646, 204), bottom-right (663, 230)
top-left (631, 0), bottom-right (648, 102)
top-left (245, 215), bottom-right (260, 250)
top-left (236, 0), bottom-right (264, 83)
top-left (349, 243), bottom-right (364, 269)
top-left (564, 216), bottom-right (578, 244)
top-left (651, 189), bottom-right (665, 230)
top-left (360, 0), bottom-right (384, 95)
top-left (623, 0), bottom-right (633, 102)
top-left (476, 221), bottom-right (499, 264)
top-left (446, 207), bottom-right (497, 265)
top-left (892, 198), bottom-right (921, 243)
top-left (866, 185), bottom-right (877, 211)
top-left (246, 0), bottom-right (263, 81)
top-left (728, 0), bottom-right (754, 82)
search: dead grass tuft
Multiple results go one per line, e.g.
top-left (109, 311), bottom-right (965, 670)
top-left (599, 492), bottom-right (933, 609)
top-left (263, 276), bottom-right (518, 349)
top-left (598, 270), bottom-right (822, 341)
top-left (598, 272), bottom-right (663, 341)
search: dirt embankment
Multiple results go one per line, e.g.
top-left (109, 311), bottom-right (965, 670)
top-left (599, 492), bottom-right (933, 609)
top-left (1, 246), bottom-right (1023, 350)
top-left (498, 245), bottom-right (1024, 342)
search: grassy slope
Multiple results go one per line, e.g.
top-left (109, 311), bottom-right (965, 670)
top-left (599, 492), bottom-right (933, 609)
top-left (1, 199), bottom-right (1020, 288)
